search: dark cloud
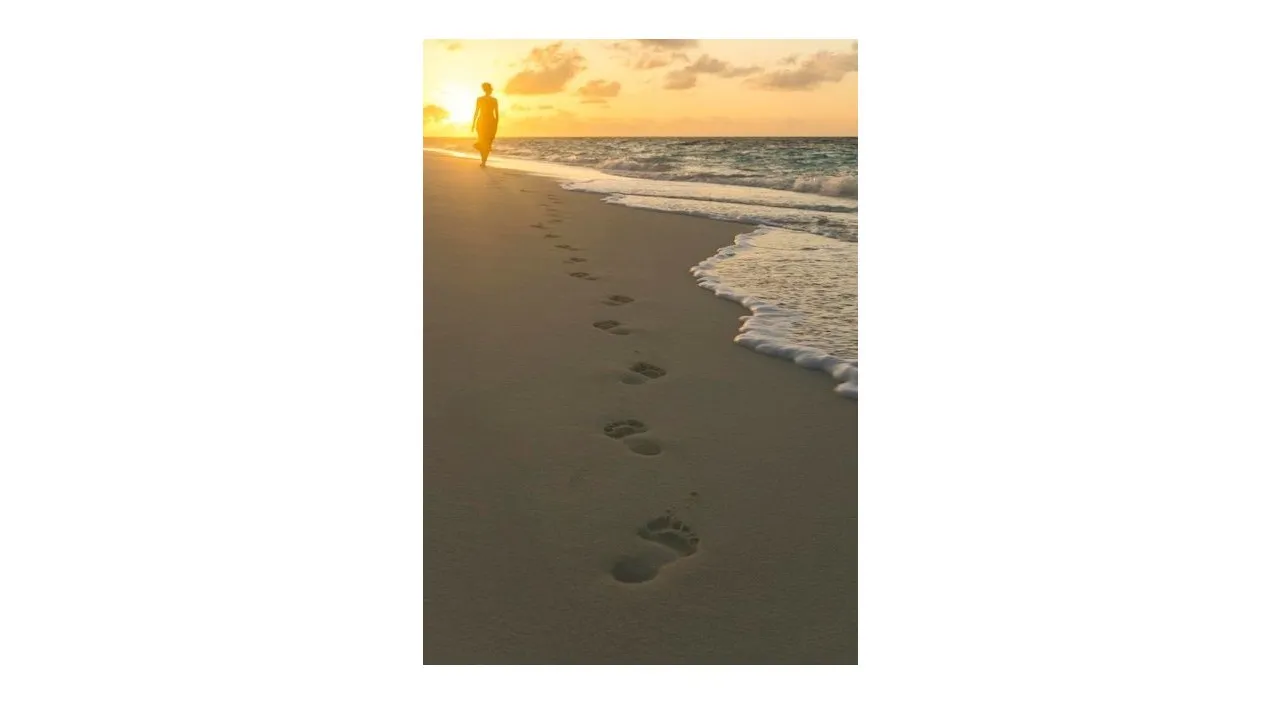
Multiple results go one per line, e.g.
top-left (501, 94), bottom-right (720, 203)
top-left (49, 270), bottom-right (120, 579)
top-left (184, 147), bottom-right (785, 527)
top-left (422, 105), bottom-right (449, 123)
top-left (576, 79), bottom-right (621, 99)
top-left (504, 42), bottom-right (587, 95)
top-left (748, 47), bottom-right (857, 91)
top-left (663, 54), bottom-right (761, 90)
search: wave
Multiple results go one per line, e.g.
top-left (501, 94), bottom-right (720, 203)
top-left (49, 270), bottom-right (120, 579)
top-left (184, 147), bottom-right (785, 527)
top-left (690, 228), bottom-right (858, 399)
top-left (575, 166), bottom-right (858, 199)
top-left (666, 172), bottom-right (856, 199)
top-left (597, 156), bottom-right (676, 172)
top-left (431, 143), bottom-right (858, 200)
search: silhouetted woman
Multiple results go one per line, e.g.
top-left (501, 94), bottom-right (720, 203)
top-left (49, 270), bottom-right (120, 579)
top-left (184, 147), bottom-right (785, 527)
top-left (471, 83), bottom-right (499, 167)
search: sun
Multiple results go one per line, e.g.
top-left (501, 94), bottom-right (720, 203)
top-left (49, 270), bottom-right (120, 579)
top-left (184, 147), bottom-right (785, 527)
top-left (436, 84), bottom-right (479, 126)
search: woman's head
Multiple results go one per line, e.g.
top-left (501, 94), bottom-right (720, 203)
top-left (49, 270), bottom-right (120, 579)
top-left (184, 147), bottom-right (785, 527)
top-left (481, 82), bottom-right (493, 95)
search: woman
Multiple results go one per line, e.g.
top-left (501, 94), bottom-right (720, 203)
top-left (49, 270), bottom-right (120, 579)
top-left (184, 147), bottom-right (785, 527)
top-left (470, 82), bottom-right (499, 167)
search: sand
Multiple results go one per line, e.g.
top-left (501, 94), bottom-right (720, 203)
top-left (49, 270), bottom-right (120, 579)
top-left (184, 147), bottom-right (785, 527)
top-left (423, 151), bottom-right (857, 664)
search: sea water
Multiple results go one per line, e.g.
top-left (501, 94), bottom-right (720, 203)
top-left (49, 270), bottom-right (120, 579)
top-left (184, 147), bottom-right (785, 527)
top-left (424, 137), bottom-right (858, 398)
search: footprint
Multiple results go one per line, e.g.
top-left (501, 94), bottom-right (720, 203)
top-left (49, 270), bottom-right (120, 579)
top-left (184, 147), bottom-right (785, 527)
top-left (602, 294), bottom-right (634, 306)
top-left (531, 223), bottom-right (547, 229)
top-left (544, 233), bottom-right (561, 238)
top-left (638, 513), bottom-right (700, 556)
top-left (564, 257), bottom-right (587, 263)
top-left (569, 271), bottom-right (599, 281)
top-left (630, 362), bottom-right (666, 379)
top-left (603, 420), bottom-right (663, 455)
top-left (593, 320), bottom-right (631, 335)
top-left (555, 244), bottom-right (583, 251)
top-left (610, 513), bottom-right (698, 583)
top-left (623, 437), bottom-right (662, 455)
top-left (610, 556), bottom-right (660, 584)
top-left (549, 218), bottom-right (563, 224)
top-left (603, 419), bottom-right (646, 439)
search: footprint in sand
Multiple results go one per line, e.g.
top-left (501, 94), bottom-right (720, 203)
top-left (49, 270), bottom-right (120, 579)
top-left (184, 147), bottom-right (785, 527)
top-left (531, 223), bottom-right (547, 229)
top-left (549, 218), bottom-right (563, 224)
top-left (621, 361), bottom-right (666, 385)
top-left (610, 556), bottom-right (661, 584)
top-left (610, 512), bottom-right (700, 584)
top-left (569, 271), bottom-right (600, 281)
top-left (564, 257), bottom-right (587, 263)
top-left (638, 513), bottom-right (700, 556)
top-left (555, 244), bottom-right (583, 251)
top-left (623, 436), bottom-right (663, 455)
top-left (603, 419), bottom-right (646, 439)
top-left (593, 320), bottom-right (631, 335)
top-left (603, 419), bottom-right (662, 455)
top-left (602, 294), bottom-right (634, 306)
top-left (544, 233), bottom-right (561, 238)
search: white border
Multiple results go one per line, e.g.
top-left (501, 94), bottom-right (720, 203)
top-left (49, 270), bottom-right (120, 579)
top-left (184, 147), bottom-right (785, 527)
top-left (6, 0), bottom-right (1280, 701)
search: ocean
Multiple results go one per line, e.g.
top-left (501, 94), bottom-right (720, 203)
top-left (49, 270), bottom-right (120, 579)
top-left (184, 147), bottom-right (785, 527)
top-left (423, 136), bottom-right (858, 398)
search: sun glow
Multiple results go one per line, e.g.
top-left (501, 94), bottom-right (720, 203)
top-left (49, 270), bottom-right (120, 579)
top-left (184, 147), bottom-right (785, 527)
top-left (437, 84), bottom-right (477, 125)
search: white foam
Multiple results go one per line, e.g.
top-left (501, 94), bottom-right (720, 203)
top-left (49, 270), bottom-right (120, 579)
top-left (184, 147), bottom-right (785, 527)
top-left (690, 227), bottom-right (858, 399)
top-left (599, 193), bottom-right (857, 242)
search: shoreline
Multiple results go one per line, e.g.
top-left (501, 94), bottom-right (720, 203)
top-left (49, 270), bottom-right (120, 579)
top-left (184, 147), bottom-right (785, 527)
top-left (423, 146), bottom-right (859, 397)
top-left (423, 151), bottom-right (857, 664)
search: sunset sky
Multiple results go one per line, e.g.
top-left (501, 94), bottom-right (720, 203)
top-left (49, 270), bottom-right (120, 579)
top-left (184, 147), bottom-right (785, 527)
top-left (423, 40), bottom-right (857, 137)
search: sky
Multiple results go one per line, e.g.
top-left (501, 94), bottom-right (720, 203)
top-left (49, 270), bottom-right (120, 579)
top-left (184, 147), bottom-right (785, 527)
top-left (423, 40), bottom-right (857, 137)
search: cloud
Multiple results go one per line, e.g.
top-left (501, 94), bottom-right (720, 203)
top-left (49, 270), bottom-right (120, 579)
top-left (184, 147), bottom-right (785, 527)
top-left (663, 54), bottom-right (761, 90)
top-left (608, 40), bottom-right (694, 70)
top-left (510, 104), bottom-right (531, 112)
top-left (747, 46), bottom-right (858, 91)
top-left (422, 105), bottom-right (449, 123)
top-left (538, 104), bottom-right (554, 110)
top-left (664, 71), bottom-right (697, 90)
top-left (633, 53), bottom-right (678, 69)
top-left (635, 39), bottom-right (698, 49)
top-left (433, 40), bottom-right (463, 51)
top-left (580, 98), bottom-right (609, 105)
top-left (504, 42), bottom-right (587, 95)
top-left (780, 54), bottom-right (799, 65)
top-left (576, 79), bottom-right (621, 99)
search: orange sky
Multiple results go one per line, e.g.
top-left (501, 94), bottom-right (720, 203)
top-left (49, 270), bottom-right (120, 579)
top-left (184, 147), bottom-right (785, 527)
top-left (423, 40), bottom-right (857, 137)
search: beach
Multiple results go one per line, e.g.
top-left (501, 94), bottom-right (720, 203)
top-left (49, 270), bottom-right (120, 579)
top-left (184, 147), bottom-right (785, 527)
top-left (423, 151), bottom-right (857, 664)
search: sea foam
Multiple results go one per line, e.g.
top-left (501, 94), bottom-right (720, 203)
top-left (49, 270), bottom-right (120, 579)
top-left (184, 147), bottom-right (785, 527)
top-left (691, 227), bottom-right (858, 399)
